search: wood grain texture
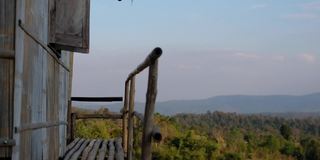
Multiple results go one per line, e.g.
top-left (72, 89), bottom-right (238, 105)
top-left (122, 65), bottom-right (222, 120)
top-left (115, 138), bottom-right (124, 160)
top-left (69, 139), bottom-right (89, 160)
top-left (11, 0), bottom-right (74, 159)
top-left (87, 139), bottom-right (102, 160)
top-left (97, 140), bottom-right (107, 160)
top-left (108, 139), bottom-right (115, 160)
top-left (63, 139), bottom-right (85, 160)
top-left (0, 0), bottom-right (15, 157)
top-left (0, 59), bottom-right (14, 157)
top-left (49, 0), bottom-right (90, 53)
top-left (81, 139), bottom-right (96, 160)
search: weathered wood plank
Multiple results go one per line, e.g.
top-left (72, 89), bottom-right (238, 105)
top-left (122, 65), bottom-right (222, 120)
top-left (108, 140), bottom-right (115, 160)
top-left (81, 139), bottom-right (96, 160)
top-left (0, 138), bottom-right (15, 147)
top-left (0, 49), bottom-right (14, 59)
top-left (49, 0), bottom-right (90, 53)
top-left (65, 138), bottom-right (80, 154)
top-left (127, 77), bottom-right (136, 160)
top-left (18, 20), bottom-right (70, 72)
top-left (69, 139), bottom-right (89, 160)
top-left (0, 0), bottom-right (15, 157)
top-left (97, 140), bottom-right (107, 160)
top-left (0, 59), bottom-right (14, 157)
top-left (141, 60), bottom-right (159, 160)
top-left (115, 138), bottom-right (124, 160)
top-left (87, 139), bottom-right (102, 160)
top-left (63, 139), bottom-right (85, 160)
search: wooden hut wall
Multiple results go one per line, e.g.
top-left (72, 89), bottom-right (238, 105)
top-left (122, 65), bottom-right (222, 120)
top-left (5, 0), bottom-right (74, 159)
top-left (0, 0), bottom-right (15, 158)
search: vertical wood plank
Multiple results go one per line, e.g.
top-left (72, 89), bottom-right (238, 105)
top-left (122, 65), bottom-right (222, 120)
top-left (0, 59), bottom-right (14, 157)
top-left (0, 0), bottom-right (15, 158)
top-left (12, 0), bottom-right (25, 158)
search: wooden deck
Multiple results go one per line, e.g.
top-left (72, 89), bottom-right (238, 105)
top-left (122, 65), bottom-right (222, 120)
top-left (62, 138), bottom-right (124, 160)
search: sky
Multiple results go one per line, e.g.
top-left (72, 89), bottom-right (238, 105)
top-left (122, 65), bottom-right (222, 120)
top-left (72, 0), bottom-right (320, 102)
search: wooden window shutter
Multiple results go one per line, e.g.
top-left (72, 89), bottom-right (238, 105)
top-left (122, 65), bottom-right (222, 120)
top-left (49, 0), bottom-right (90, 53)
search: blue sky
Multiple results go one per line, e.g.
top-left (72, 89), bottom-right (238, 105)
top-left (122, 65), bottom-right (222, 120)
top-left (72, 0), bottom-right (320, 101)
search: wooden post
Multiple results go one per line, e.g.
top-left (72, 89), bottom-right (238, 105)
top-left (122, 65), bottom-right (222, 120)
top-left (141, 60), bottom-right (159, 160)
top-left (122, 81), bottom-right (129, 154)
top-left (70, 113), bottom-right (77, 142)
top-left (127, 77), bottom-right (135, 160)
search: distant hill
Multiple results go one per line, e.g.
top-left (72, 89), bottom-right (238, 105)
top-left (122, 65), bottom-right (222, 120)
top-left (73, 92), bottom-right (320, 115)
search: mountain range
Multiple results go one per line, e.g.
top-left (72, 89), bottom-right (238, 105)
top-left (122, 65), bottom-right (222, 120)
top-left (73, 92), bottom-right (320, 115)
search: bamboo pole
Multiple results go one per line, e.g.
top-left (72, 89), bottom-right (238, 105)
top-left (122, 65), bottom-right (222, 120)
top-left (76, 113), bottom-right (122, 119)
top-left (122, 81), bottom-right (129, 154)
top-left (126, 48), bottom-right (162, 83)
top-left (127, 77), bottom-right (135, 160)
top-left (141, 60), bottom-right (159, 160)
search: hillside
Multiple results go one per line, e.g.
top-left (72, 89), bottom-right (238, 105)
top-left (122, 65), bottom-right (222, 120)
top-left (74, 93), bottom-right (320, 115)
top-left (73, 107), bottom-right (320, 160)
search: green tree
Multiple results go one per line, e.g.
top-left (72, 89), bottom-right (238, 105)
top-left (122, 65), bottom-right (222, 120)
top-left (305, 139), bottom-right (320, 160)
top-left (280, 124), bottom-right (292, 140)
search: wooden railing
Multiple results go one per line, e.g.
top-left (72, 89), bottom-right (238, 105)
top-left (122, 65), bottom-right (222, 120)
top-left (68, 47), bottom-right (162, 160)
top-left (122, 47), bottom-right (163, 160)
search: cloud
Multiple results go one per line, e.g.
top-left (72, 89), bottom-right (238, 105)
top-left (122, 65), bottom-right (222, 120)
top-left (300, 53), bottom-right (316, 63)
top-left (251, 4), bottom-right (268, 10)
top-left (234, 52), bottom-right (260, 59)
top-left (283, 13), bottom-right (319, 20)
top-left (303, 1), bottom-right (320, 10)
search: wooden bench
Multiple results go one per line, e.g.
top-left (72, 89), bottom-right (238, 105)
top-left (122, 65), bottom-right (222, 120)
top-left (61, 138), bottom-right (124, 160)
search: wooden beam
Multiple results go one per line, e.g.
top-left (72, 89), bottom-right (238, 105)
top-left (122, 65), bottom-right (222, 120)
top-left (141, 60), bottom-right (159, 160)
top-left (126, 47), bottom-right (162, 83)
top-left (0, 49), bottom-right (14, 59)
top-left (71, 97), bottom-right (123, 102)
top-left (0, 138), bottom-right (16, 147)
top-left (76, 113), bottom-right (122, 119)
top-left (122, 81), bottom-right (129, 154)
top-left (127, 77), bottom-right (135, 160)
top-left (15, 121), bottom-right (67, 133)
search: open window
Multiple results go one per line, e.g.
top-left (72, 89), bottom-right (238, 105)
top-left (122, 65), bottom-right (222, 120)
top-left (49, 0), bottom-right (90, 53)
